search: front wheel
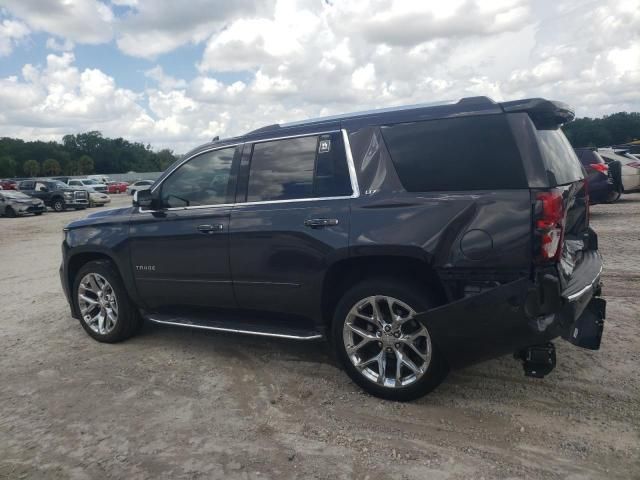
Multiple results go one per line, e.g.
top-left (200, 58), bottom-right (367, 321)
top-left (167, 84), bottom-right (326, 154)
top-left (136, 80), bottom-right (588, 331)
top-left (73, 260), bottom-right (141, 343)
top-left (52, 198), bottom-right (65, 212)
top-left (332, 278), bottom-right (447, 401)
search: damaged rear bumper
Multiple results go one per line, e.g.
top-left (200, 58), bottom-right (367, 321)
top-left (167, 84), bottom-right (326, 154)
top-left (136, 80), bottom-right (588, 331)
top-left (416, 251), bottom-right (605, 369)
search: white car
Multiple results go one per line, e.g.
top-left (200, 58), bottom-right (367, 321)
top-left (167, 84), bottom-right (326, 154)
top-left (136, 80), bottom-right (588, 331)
top-left (597, 149), bottom-right (640, 193)
top-left (67, 178), bottom-right (109, 194)
top-left (126, 180), bottom-right (155, 195)
top-left (88, 191), bottom-right (111, 207)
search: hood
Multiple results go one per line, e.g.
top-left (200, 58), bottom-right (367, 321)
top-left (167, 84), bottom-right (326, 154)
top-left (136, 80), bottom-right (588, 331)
top-left (66, 206), bottom-right (133, 229)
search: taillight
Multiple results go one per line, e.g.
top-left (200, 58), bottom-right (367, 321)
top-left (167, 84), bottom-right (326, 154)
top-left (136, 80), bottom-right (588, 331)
top-left (590, 163), bottom-right (608, 174)
top-left (535, 189), bottom-right (566, 262)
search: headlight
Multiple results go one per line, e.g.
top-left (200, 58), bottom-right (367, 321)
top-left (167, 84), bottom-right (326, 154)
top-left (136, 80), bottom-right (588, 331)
top-left (64, 192), bottom-right (73, 198)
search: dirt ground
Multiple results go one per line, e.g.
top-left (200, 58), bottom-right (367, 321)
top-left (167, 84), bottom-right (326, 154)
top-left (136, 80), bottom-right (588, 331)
top-left (1, 193), bottom-right (638, 480)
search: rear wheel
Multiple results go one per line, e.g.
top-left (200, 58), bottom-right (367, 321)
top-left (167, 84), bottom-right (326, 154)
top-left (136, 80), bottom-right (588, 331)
top-left (73, 260), bottom-right (141, 343)
top-left (605, 188), bottom-right (622, 203)
top-left (52, 198), bottom-right (65, 212)
top-left (5, 206), bottom-right (16, 218)
top-left (332, 278), bottom-right (447, 401)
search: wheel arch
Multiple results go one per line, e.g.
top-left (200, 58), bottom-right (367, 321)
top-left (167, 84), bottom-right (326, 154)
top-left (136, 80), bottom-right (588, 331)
top-left (66, 250), bottom-right (132, 317)
top-left (321, 253), bottom-right (448, 328)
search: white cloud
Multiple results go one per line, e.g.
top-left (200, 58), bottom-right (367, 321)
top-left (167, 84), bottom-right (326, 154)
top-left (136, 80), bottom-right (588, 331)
top-left (144, 65), bottom-right (187, 90)
top-left (45, 37), bottom-right (75, 52)
top-left (2, 0), bottom-right (114, 44)
top-left (0, 19), bottom-right (29, 56)
top-left (115, 0), bottom-right (265, 58)
top-left (0, 0), bottom-right (638, 151)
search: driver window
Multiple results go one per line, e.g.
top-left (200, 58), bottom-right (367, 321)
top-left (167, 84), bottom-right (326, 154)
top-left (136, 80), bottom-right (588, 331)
top-left (35, 182), bottom-right (48, 191)
top-left (161, 147), bottom-right (236, 208)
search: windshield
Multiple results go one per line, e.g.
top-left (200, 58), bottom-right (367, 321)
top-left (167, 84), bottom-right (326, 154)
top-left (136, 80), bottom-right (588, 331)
top-left (51, 181), bottom-right (68, 190)
top-left (536, 128), bottom-right (584, 186)
top-left (84, 179), bottom-right (98, 185)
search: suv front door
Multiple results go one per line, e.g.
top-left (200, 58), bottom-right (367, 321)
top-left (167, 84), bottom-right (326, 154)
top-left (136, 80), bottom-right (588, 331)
top-left (129, 146), bottom-right (239, 312)
top-left (230, 131), bottom-right (355, 324)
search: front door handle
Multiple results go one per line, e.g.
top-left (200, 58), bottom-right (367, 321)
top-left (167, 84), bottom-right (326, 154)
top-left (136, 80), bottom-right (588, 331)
top-left (197, 224), bottom-right (224, 234)
top-left (304, 218), bottom-right (339, 228)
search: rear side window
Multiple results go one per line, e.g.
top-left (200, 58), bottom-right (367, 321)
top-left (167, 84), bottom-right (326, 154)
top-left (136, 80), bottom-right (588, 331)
top-left (247, 132), bottom-right (352, 202)
top-left (536, 129), bottom-right (584, 185)
top-left (381, 115), bottom-right (527, 191)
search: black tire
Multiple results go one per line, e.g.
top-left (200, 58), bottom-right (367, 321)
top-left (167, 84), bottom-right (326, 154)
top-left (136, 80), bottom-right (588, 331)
top-left (605, 188), bottom-right (622, 204)
top-left (5, 206), bottom-right (16, 218)
top-left (73, 260), bottom-right (142, 343)
top-left (331, 278), bottom-right (448, 401)
top-left (52, 197), bottom-right (65, 212)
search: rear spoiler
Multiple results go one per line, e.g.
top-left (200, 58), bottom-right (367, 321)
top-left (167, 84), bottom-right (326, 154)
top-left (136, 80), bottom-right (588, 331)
top-left (500, 98), bottom-right (575, 128)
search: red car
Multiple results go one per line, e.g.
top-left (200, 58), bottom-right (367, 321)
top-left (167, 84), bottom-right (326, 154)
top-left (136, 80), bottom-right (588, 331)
top-left (107, 181), bottom-right (128, 194)
top-left (0, 180), bottom-right (18, 190)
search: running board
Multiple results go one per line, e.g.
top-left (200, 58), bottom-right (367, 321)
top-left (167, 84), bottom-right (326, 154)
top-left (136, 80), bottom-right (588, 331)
top-left (145, 314), bottom-right (324, 341)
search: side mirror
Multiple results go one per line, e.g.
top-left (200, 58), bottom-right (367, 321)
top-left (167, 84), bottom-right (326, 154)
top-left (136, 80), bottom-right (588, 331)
top-left (133, 189), bottom-right (156, 209)
top-left (39, 186), bottom-right (48, 192)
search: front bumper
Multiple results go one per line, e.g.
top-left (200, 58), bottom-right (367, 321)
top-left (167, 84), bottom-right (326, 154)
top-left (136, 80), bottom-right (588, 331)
top-left (416, 251), bottom-right (605, 368)
top-left (14, 203), bottom-right (46, 214)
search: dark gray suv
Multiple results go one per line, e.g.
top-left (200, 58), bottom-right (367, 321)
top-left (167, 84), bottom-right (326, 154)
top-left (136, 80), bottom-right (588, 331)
top-left (60, 97), bottom-right (606, 401)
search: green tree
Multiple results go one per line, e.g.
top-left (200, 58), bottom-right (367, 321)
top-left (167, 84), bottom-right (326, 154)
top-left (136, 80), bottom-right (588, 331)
top-left (42, 158), bottom-right (62, 175)
top-left (23, 159), bottom-right (40, 176)
top-left (78, 155), bottom-right (94, 175)
top-left (0, 155), bottom-right (17, 177)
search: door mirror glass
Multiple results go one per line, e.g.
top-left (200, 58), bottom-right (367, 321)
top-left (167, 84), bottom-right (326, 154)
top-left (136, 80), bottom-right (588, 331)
top-left (133, 189), bottom-right (155, 209)
top-left (39, 186), bottom-right (48, 192)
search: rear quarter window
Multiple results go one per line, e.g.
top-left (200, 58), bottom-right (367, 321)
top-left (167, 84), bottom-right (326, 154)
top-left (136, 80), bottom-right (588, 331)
top-left (536, 129), bottom-right (584, 185)
top-left (381, 115), bottom-right (528, 191)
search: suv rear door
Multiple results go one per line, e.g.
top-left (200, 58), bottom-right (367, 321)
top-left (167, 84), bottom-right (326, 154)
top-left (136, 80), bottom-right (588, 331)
top-left (229, 131), bottom-right (354, 324)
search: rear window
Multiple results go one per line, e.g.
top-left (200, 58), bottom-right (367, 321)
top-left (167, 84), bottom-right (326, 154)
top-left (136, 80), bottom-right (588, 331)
top-left (381, 115), bottom-right (528, 192)
top-left (536, 129), bottom-right (584, 185)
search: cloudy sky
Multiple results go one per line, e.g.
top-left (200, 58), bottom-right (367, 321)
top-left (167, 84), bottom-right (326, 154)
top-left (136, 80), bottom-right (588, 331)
top-left (0, 0), bottom-right (638, 152)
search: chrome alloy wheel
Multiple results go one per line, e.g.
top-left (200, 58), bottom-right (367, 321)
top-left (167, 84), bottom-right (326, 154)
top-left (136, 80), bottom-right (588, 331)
top-left (78, 273), bottom-right (119, 335)
top-left (342, 295), bottom-right (432, 388)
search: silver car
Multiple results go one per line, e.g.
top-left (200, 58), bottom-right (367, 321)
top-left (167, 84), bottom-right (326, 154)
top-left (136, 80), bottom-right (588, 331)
top-left (0, 190), bottom-right (46, 217)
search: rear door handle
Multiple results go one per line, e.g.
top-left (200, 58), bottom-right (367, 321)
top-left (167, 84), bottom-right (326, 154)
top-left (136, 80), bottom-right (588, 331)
top-left (304, 218), bottom-right (339, 228)
top-left (197, 224), bottom-right (224, 234)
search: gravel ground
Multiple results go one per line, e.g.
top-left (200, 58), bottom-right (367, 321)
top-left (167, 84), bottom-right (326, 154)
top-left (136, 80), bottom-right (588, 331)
top-left (1, 193), bottom-right (639, 480)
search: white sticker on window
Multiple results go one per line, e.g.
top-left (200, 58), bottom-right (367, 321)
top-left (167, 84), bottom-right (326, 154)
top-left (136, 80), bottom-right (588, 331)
top-left (318, 139), bottom-right (331, 153)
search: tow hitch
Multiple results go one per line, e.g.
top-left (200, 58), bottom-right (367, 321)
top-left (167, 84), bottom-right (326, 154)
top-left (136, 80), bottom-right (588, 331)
top-left (515, 343), bottom-right (556, 378)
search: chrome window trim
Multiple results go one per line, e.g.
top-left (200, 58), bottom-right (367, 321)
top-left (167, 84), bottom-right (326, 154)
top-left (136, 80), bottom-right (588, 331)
top-left (140, 128), bottom-right (360, 213)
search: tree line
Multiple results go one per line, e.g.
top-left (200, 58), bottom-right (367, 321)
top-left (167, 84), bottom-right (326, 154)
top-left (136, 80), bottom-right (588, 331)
top-left (0, 131), bottom-right (179, 178)
top-left (562, 111), bottom-right (640, 148)
top-left (1, 112), bottom-right (639, 178)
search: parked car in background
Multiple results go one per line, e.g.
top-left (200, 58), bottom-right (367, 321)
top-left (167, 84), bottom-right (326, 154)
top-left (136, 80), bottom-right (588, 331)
top-left (0, 179), bottom-right (18, 190)
top-left (18, 179), bottom-right (88, 212)
top-left (0, 190), bottom-right (46, 217)
top-left (107, 181), bottom-right (128, 194)
top-left (88, 191), bottom-right (111, 207)
top-left (597, 149), bottom-right (640, 194)
top-left (573, 148), bottom-right (620, 204)
top-left (61, 96), bottom-right (606, 401)
top-left (126, 180), bottom-right (154, 195)
top-left (88, 175), bottom-right (112, 184)
top-left (67, 178), bottom-right (108, 193)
